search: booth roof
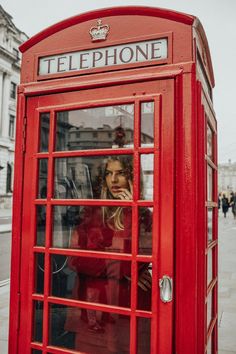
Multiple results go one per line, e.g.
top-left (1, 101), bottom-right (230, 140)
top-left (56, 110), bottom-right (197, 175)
top-left (19, 6), bottom-right (195, 53)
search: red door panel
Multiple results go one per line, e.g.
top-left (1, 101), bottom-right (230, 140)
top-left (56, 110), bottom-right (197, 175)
top-left (18, 79), bottom-right (174, 354)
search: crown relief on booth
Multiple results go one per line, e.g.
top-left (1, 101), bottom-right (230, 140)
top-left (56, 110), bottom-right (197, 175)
top-left (38, 18), bottom-right (168, 76)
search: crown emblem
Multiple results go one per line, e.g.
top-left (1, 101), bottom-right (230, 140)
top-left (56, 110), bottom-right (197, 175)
top-left (89, 19), bottom-right (110, 41)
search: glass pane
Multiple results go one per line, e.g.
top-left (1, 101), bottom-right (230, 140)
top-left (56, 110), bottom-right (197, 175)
top-left (38, 159), bottom-right (48, 199)
top-left (32, 301), bottom-right (43, 343)
top-left (207, 124), bottom-right (213, 159)
top-left (141, 154), bottom-right (153, 200)
top-left (207, 249), bottom-right (213, 285)
top-left (50, 254), bottom-right (131, 307)
top-left (137, 317), bottom-right (151, 354)
top-left (207, 165), bottom-right (213, 202)
top-left (55, 104), bottom-right (134, 151)
top-left (138, 207), bottom-right (153, 255)
top-left (53, 206), bottom-right (132, 252)
top-left (54, 155), bottom-right (133, 200)
top-left (32, 350), bottom-right (42, 354)
top-left (137, 263), bottom-right (152, 311)
top-left (141, 102), bottom-right (154, 147)
top-left (207, 293), bottom-right (213, 328)
top-left (35, 253), bottom-right (45, 294)
top-left (49, 304), bottom-right (130, 353)
top-left (36, 205), bottom-right (46, 246)
top-left (39, 112), bottom-right (50, 152)
top-left (207, 208), bottom-right (213, 243)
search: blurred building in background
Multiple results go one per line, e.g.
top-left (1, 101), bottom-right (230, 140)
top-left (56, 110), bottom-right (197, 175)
top-left (0, 5), bottom-right (28, 209)
top-left (218, 159), bottom-right (236, 195)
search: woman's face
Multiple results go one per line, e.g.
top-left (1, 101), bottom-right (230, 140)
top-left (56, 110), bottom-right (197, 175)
top-left (105, 160), bottom-right (130, 198)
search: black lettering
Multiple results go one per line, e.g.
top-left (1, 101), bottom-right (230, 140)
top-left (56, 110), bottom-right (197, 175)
top-left (43, 58), bottom-right (55, 74)
top-left (151, 42), bottom-right (161, 59)
top-left (69, 55), bottom-right (77, 71)
top-left (57, 56), bottom-right (67, 72)
top-left (92, 51), bottom-right (103, 67)
top-left (105, 48), bottom-right (117, 66)
top-left (119, 47), bottom-right (134, 63)
top-left (80, 53), bottom-right (89, 69)
top-left (136, 44), bottom-right (149, 61)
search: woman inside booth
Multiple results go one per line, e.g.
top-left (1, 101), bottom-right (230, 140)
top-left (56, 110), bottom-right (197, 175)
top-left (66, 155), bottom-right (152, 354)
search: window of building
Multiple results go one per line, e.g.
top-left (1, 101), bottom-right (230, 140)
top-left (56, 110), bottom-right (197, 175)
top-left (10, 82), bottom-right (17, 99)
top-left (9, 115), bottom-right (15, 138)
top-left (13, 48), bottom-right (19, 60)
top-left (6, 163), bottom-right (12, 193)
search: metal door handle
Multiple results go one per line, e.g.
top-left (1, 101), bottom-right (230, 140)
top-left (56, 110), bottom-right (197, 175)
top-left (159, 275), bottom-right (173, 303)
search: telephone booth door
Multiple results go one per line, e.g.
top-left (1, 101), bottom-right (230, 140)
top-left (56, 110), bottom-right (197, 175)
top-left (17, 77), bottom-right (175, 354)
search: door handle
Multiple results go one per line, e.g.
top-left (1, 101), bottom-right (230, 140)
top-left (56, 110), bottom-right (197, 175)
top-left (159, 275), bottom-right (173, 303)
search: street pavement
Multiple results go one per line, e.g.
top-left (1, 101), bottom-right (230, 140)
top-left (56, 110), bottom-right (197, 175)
top-left (218, 211), bottom-right (236, 354)
top-left (0, 210), bottom-right (236, 353)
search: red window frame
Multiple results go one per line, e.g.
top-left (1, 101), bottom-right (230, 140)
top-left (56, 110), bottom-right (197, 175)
top-left (18, 79), bottom-right (175, 354)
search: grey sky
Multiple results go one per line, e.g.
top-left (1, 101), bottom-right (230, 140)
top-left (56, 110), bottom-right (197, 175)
top-left (2, 0), bottom-right (236, 163)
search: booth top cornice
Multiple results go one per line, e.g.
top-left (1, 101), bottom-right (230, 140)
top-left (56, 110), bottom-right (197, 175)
top-left (20, 6), bottom-right (196, 53)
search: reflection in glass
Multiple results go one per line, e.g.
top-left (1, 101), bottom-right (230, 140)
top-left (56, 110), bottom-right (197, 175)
top-left (207, 293), bottom-right (213, 328)
top-left (207, 165), bottom-right (213, 202)
top-left (36, 205), bottom-right (46, 246)
top-left (53, 206), bottom-right (134, 252)
top-left (137, 317), bottom-right (151, 354)
top-left (38, 159), bottom-right (48, 199)
top-left (35, 253), bottom-right (44, 294)
top-left (207, 335), bottom-right (212, 354)
top-left (54, 155), bottom-right (133, 200)
top-left (137, 263), bottom-right (152, 311)
top-left (207, 124), bottom-right (213, 159)
top-left (207, 208), bottom-right (213, 243)
top-left (39, 112), bottom-right (50, 152)
top-left (49, 304), bottom-right (131, 353)
top-left (50, 254), bottom-right (132, 307)
top-left (141, 102), bottom-right (154, 147)
top-left (32, 301), bottom-right (43, 343)
top-left (138, 207), bottom-right (153, 255)
top-left (141, 154), bottom-right (154, 200)
top-left (55, 104), bottom-right (134, 151)
top-left (207, 250), bottom-right (213, 285)
top-left (53, 205), bottom-right (80, 248)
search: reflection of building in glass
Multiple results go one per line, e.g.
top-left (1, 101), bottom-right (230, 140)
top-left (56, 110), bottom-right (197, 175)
top-left (55, 105), bottom-right (154, 151)
top-left (68, 124), bottom-right (135, 150)
top-left (218, 160), bottom-right (236, 195)
top-left (38, 104), bottom-right (155, 200)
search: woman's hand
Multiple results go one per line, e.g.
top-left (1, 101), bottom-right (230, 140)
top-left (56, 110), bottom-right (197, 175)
top-left (138, 269), bottom-right (152, 292)
top-left (117, 180), bottom-right (133, 200)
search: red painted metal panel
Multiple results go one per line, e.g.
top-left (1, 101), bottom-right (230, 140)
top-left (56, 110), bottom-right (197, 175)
top-left (20, 6), bottom-right (195, 53)
top-left (8, 93), bottom-right (26, 354)
top-left (19, 8), bottom-right (194, 83)
top-left (175, 71), bottom-right (200, 353)
top-left (14, 79), bottom-right (175, 353)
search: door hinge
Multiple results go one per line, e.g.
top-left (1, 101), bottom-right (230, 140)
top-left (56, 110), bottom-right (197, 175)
top-left (22, 115), bottom-right (27, 152)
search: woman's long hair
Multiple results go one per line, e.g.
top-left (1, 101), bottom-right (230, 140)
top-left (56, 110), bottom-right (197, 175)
top-left (101, 156), bottom-right (133, 231)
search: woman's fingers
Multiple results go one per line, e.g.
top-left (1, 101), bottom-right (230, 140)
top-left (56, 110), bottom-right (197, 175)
top-left (117, 188), bottom-right (133, 200)
top-left (128, 180), bottom-right (133, 195)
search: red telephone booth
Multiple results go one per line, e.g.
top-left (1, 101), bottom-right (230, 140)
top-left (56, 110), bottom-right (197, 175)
top-left (9, 6), bottom-right (218, 354)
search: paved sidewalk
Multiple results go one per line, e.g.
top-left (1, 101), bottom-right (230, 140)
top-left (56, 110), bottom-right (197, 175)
top-left (0, 208), bottom-right (12, 233)
top-left (218, 212), bottom-right (236, 353)
top-left (0, 282), bottom-right (10, 353)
